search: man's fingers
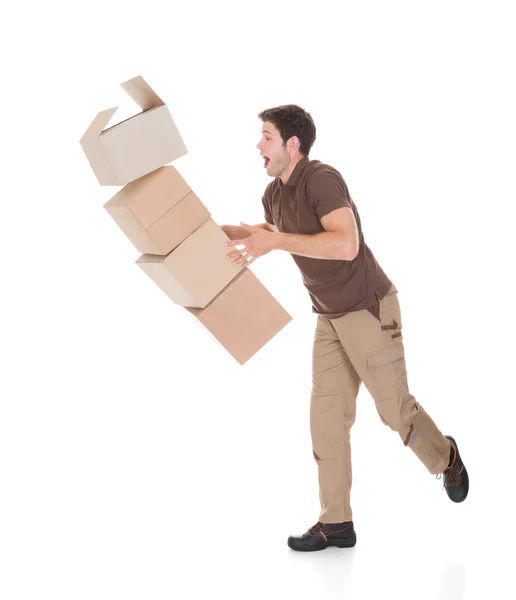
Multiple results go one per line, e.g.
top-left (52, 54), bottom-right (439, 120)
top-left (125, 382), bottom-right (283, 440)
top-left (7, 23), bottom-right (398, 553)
top-left (234, 253), bottom-right (249, 265)
top-left (240, 221), bottom-right (259, 232)
top-left (225, 238), bottom-right (246, 247)
top-left (236, 254), bottom-right (251, 267)
top-left (225, 247), bottom-right (259, 265)
top-left (239, 252), bottom-right (259, 267)
top-left (226, 251), bottom-right (249, 265)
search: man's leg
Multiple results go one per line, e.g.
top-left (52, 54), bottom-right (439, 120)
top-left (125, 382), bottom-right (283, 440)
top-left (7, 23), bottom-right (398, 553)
top-left (310, 316), bottom-right (361, 523)
top-left (330, 285), bottom-right (451, 475)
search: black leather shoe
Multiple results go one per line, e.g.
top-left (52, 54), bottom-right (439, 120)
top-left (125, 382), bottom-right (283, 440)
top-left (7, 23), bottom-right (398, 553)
top-left (438, 435), bottom-right (469, 503)
top-left (287, 521), bottom-right (356, 551)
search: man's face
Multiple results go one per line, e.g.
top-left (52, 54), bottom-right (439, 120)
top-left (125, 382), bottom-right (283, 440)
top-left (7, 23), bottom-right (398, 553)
top-left (256, 121), bottom-right (290, 177)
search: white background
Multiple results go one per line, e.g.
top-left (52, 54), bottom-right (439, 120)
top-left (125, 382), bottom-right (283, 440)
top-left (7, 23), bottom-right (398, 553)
top-left (1, 1), bottom-right (515, 599)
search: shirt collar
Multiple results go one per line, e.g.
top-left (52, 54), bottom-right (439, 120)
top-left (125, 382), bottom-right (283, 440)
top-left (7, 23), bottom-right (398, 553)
top-left (279, 156), bottom-right (310, 187)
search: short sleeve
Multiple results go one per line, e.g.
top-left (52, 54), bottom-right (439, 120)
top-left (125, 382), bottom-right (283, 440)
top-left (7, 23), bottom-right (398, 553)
top-left (308, 167), bottom-right (351, 220)
top-left (262, 191), bottom-right (274, 225)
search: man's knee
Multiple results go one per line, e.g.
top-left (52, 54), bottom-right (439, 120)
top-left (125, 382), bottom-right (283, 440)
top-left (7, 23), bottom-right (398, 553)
top-left (310, 393), bottom-right (354, 460)
top-left (375, 394), bottom-right (419, 434)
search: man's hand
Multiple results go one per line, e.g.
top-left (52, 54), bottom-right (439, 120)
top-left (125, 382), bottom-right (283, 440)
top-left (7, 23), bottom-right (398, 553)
top-left (224, 222), bottom-right (278, 267)
top-left (221, 224), bottom-right (251, 241)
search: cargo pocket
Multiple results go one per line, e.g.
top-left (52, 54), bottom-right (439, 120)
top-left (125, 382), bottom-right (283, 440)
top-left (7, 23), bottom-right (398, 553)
top-left (366, 343), bottom-right (407, 403)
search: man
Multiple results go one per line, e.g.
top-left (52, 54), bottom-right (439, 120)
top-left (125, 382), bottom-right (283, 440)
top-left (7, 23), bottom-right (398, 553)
top-left (221, 105), bottom-right (469, 552)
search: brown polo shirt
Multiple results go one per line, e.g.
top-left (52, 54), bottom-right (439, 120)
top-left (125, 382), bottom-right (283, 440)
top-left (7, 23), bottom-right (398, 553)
top-left (262, 156), bottom-right (393, 319)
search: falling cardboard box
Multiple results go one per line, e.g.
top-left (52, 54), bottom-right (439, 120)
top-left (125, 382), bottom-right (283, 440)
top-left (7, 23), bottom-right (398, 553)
top-left (80, 76), bottom-right (187, 186)
top-left (186, 269), bottom-right (292, 365)
top-left (104, 166), bottom-right (210, 255)
top-left (136, 218), bottom-right (243, 308)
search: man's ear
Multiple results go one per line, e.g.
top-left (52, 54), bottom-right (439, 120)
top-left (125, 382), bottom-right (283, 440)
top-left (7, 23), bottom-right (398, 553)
top-left (287, 136), bottom-right (300, 152)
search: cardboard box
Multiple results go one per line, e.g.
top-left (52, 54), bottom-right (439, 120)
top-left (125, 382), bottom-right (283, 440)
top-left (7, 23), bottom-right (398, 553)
top-left (80, 76), bottom-right (187, 186)
top-left (104, 166), bottom-right (210, 255)
top-left (186, 269), bottom-right (292, 365)
top-left (136, 218), bottom-right (242, 308)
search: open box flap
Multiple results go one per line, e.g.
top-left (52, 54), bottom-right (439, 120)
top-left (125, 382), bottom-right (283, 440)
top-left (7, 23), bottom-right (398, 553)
top-left (80, 107), bottom-right (118, 142)
top-left (120, 75), bottom-right (164, 111)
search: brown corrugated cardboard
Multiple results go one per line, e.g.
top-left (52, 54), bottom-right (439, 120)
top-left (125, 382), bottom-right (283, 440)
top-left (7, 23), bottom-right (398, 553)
top-left (186, 269), bottom-right (292, 365)
top-left (80, 76), bottom-right (187, 186)
top-left (136, 218), bottom-right (242, 308)
top-left (104, 166), bottom-right (210, 255)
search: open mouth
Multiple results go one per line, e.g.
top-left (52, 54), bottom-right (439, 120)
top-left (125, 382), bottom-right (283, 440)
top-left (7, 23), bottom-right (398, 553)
top-left (263, 156), bottom-right (270, 168)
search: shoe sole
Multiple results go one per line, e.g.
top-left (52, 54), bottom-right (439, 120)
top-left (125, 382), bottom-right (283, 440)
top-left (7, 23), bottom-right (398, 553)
top-left (445, 435), bottom-right (469, 502)
top-left (287, 532), bottom-right (357, 551)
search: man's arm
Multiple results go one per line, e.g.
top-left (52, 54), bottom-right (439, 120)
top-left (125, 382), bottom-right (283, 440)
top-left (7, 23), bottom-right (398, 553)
top-left (260, 222), bottom-right (278, 233)
top-left (224, 208), bottom-right (359, 267)
top-left (273, 207), bottom-right (359, 261)
top-left (221, 222), bottom-right (277, 240)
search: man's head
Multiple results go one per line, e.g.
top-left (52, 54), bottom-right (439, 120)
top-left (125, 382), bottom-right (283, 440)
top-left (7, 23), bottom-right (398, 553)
top-left (256, 104), bottom-right (316, 179)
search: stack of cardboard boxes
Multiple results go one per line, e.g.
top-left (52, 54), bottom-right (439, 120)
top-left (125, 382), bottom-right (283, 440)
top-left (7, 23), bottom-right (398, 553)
top-left (80, 76), bottom-right (292, 364)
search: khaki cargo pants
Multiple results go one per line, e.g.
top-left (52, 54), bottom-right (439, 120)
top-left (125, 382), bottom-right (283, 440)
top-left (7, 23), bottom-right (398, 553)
top-left (310, 284), bottom-right (451, 523)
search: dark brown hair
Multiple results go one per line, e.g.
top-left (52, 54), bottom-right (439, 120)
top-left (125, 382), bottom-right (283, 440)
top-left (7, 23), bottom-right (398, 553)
top-left (258, 104), bottom-right (316, 156)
